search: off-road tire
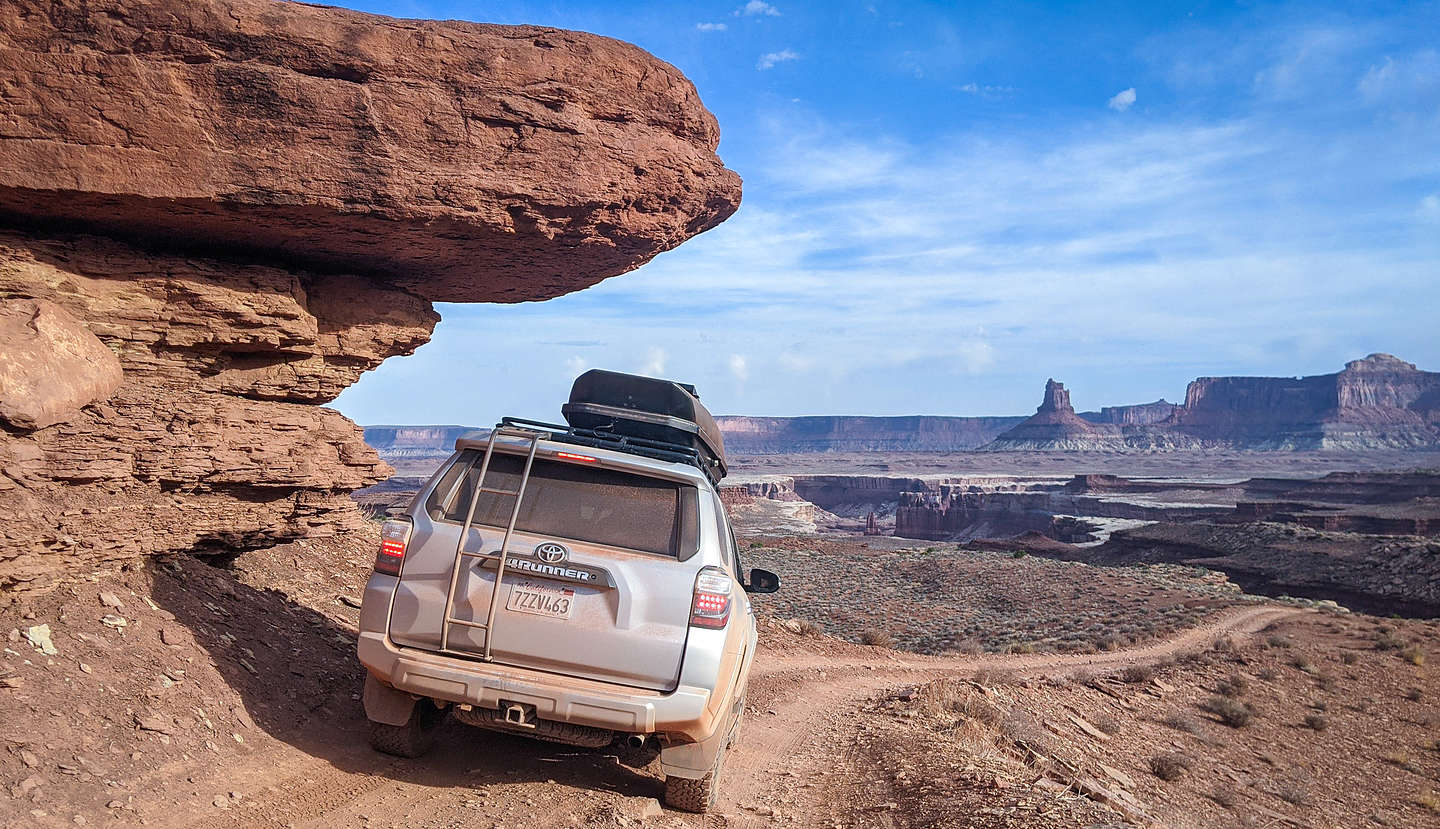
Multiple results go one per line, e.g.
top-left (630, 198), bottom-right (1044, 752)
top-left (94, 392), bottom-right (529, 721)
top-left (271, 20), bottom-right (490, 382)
top-left (368, 701), bottom-right (447, 758)
top-left (664, 707), bottom-right (737, 813)
top-left (664, 770), bottom-right (718, 813)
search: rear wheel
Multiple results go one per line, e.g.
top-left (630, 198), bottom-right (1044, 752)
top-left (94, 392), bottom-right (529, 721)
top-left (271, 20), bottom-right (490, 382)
top-left (368, 700), bottom-right (447, 758)
top-left (664, 706), bottom-right (741, 813)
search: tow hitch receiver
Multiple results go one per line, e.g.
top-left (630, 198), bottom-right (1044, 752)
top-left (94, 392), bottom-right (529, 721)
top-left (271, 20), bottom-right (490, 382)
top-left (502, 701), bottom-right (537, 729)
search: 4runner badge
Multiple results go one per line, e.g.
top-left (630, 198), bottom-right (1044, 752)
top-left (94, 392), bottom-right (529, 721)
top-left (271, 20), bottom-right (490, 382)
top-left (535, 542), bottom-right (568, 563)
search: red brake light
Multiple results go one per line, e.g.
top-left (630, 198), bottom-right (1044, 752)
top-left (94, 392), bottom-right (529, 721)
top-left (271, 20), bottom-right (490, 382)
top-left (689, 567), bottom-right (732, 629)
top-left (374, 519), bottom-right (412, 577)
top-left (556, 451), bottom-right (598, 463)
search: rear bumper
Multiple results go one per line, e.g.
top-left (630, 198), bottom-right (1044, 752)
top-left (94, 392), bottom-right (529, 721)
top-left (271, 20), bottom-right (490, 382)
top-left (357, 631), bottom-right (714, 740)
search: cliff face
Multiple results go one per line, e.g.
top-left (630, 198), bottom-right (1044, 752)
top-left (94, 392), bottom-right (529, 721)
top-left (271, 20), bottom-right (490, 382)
top-left (1177, 354), bottom-right (1440, 448)
top-left (983, 355), bottom-right (1440, 451)
top-left (0, 0), bottom-right (740, 593)
top-left (1082, 399), bottom-right (1179, 426)
top-left (716, 415), bottom-right (1025, 453)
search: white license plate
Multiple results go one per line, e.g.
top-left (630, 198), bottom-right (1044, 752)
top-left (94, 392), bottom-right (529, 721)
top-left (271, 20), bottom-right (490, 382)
top-left (505, 580), bottom-right (576, 620)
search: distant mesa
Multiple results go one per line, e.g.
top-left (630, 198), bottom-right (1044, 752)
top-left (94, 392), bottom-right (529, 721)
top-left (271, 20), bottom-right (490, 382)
top-left (364, 354), bottom-right (1440, 466)
top-left (983, 353), bottom-right (1440, 451)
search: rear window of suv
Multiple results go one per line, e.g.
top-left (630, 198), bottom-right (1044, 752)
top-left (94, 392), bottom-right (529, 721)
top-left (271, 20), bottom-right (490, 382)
top-left (425, 450), bottom-right (700, 558)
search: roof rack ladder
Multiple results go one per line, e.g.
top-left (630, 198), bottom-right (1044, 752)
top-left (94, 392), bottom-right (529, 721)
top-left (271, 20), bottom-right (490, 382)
top-left (438, 427), bottom-right (541, 661)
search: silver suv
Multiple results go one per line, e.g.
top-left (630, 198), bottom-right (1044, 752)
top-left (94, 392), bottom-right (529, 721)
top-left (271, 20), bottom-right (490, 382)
top-left (357, 417), bottom-right (779, 812)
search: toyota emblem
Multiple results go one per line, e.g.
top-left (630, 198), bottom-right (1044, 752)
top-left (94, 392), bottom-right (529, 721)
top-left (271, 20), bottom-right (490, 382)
top-left (535, 542), bottom-right (568, 563)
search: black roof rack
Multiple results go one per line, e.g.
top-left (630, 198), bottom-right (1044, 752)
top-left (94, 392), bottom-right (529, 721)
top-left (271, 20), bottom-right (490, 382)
top-left (496, 416), bottom-right (724, 486)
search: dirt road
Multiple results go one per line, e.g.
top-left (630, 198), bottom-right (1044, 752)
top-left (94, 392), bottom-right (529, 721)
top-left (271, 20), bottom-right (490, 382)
top-left (140, 605), bottom-right (1298, 828)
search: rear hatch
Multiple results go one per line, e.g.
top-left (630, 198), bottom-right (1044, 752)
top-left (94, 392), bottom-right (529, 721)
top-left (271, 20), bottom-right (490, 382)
top-left (387, 445), bottom-right (701, 692)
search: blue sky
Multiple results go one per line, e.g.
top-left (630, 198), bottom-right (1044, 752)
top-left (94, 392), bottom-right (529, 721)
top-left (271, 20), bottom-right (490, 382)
top-left (331, 0), bottom-right (1440, 425)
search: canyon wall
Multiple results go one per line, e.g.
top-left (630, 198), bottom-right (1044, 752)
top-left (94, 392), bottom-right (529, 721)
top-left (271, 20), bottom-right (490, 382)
top-left (0, 0), bottom-right (740, 592)
top-left (1176, 354), bottom-right (1440, 449)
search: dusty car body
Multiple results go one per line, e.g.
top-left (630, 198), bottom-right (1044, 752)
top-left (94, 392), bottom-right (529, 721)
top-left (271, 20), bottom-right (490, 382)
top-left (357, 374), bottom-right (777, 812)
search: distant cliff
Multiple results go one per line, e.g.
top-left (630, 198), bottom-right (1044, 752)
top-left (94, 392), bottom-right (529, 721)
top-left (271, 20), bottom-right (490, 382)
top-left (984, 354), bottom-right (1440, 451)
top-left (716, 415), bottom-right (1025, 453)
top-left (1174, 354), bottom-right (1440, 449)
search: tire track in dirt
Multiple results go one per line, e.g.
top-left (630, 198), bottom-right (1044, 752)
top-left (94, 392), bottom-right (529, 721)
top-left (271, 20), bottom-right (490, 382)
top-left (713, 605), bottom-right (1303, 826)
top-left (155, 606), bottom-right (1304, 828)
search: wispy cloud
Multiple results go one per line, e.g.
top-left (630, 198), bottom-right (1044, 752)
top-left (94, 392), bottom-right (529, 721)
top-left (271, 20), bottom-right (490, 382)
top-left (757, 49), bottom-right (799, 70)
top-left (736, 1), bottom-right (780, 17)
top-left (695, 22), bottom-right (727, 32)
top-left (640, 347), bottom-right (667, 377)
top-left (1107, 87), bottom-right (1137, 111)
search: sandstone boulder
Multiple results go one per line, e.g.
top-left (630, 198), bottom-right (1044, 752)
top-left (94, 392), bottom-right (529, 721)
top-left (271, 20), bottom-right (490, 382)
top-left (0, 298), bottom-right (123, 430)
top-left (0, 0), bottom-right (741, 302)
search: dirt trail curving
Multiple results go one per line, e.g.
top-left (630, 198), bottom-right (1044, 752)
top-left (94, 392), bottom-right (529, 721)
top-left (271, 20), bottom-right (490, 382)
top-left (141, 605), bottom-right (1301, 828)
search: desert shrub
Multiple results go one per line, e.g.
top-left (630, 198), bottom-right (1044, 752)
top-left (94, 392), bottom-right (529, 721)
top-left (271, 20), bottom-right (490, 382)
top-left (1208, 786), bottom-right (1239, 809)
top-left (1149, 752), bottom-right (1192, 781)
top-left (1313, 671), bottom-right (1337, 691)
top-left (860, 629), bottom-right (895, 648)
top-left (1007, 641), bottom-right (1037, 655)
top-left (972, 668), bottom-right (1014, 688)
top-left (1092, 713), bottom-right (1120, 735)
top-left (793, 619), bottom-right (821, 636)
top-left (919, 679), bottom-right (1004, 728)
top-left (1216, 673), bottom-right (1248, 697)
top-left (1277, 780), bottom-right (1311, 806)
top-left (1202, 696), bottom-right (1254, 728)
top-left (1404, 687), bottom-right (1424, 702)
top-left (1163, 712), bottom-right (1204, 736)
top-left (1375, 631), bottom-right (1407, 651)
top-left (1011, 550), bottom-right (1027, 559)
top-left (1212, 635), bottom-right (1237, 653)
top-left (1401, 645), bottom-right (1426, 666)
top-left (1340, 650), bottom-right (1360, 665)
top-left (1417, 790), bottom-right (1440, 813)
top-left (1000, 711), bottom-right (1053, 757)
top-left (1266, 634), bottom-right (1292, 649)
top-left (748, 541), bottom-right (764, 549)
top-left (1290, 655), bottom-right (1317, 674)
top-left (1257, 667), bottom-right (1279, 681)
top-left (1302, 713), bottom-right (1329, 731)
top-left (1385, 753), bottom-right (1420, 773)
top-left (1121, 664), bottom-right (1154, 684)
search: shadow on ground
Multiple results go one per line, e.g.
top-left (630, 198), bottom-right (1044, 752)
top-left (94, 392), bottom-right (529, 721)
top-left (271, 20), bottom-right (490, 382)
top-left (146, 555), bottom-right (663, 800)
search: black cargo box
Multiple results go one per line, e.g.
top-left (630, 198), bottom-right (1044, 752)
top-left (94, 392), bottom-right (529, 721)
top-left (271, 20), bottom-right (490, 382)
top-left (562, 369), bottom-right (728, 480)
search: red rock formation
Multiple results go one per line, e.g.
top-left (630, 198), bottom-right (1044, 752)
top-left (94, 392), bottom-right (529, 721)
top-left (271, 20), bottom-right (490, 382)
top-left (982, 380), bottom-right (1122, 450)
top-left (0, 0), bottom-right (740, 303)
top-left (1176, 354), bottom-right (1440, 448)
top-left (0, 0), bottom-right (740, 593)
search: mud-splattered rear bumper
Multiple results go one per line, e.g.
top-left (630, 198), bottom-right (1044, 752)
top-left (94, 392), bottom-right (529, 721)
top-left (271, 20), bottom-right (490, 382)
top-left (357, 628), bottom-right (712, 737)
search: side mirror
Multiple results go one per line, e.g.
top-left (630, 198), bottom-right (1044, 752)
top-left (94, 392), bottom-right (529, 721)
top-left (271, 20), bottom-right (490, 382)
top-left (744, 568), bottom-right (780, 594)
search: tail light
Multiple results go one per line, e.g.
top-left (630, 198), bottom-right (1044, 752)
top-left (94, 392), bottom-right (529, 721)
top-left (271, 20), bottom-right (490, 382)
top-left (374, 518), bottom-right (412, 577)
top-left (689, 566), bottom-right (732, 629)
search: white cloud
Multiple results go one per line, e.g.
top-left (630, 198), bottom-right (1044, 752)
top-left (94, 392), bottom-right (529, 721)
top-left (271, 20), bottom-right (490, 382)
top-left (728, 354), bottom-right (749, 383)
top-left (757, 49), bottom-right (799, 70)
top-left (695, 22), bottom-right (727, 32)
top-left (640, 347), bottom-right (667, 377)
top-left (955, 339), bottom-right (996, 374)
top-left (1420, 194), bottom-right (1440, 224)
top-left (564, 355), bottom-right (588, 377)
top-left (1108, 87), bottom-right (1137, 111)
top-left (736, 1), bottom-right (780, 16)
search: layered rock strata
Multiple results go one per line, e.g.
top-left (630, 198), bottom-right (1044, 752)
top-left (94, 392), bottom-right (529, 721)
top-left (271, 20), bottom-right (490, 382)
top-left (717, 415), bottom-right (1025, 453)
top-left (982, 380), bottom-right (1124, 451)
top-left (0, 0), bottom-right (740, 592)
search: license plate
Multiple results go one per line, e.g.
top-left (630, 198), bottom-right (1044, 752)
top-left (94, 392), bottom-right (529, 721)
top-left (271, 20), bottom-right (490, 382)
top-left (505, 580), bottom-right (576, 620)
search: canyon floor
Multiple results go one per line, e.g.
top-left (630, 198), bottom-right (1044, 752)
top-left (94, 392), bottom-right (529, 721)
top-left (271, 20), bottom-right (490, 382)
top-left (2, 523), bottom-right (1437, 828)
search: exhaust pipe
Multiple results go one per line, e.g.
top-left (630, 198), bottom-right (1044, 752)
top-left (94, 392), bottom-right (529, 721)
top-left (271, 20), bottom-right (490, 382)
top-left (626, 734), bottom-right (647, 749)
